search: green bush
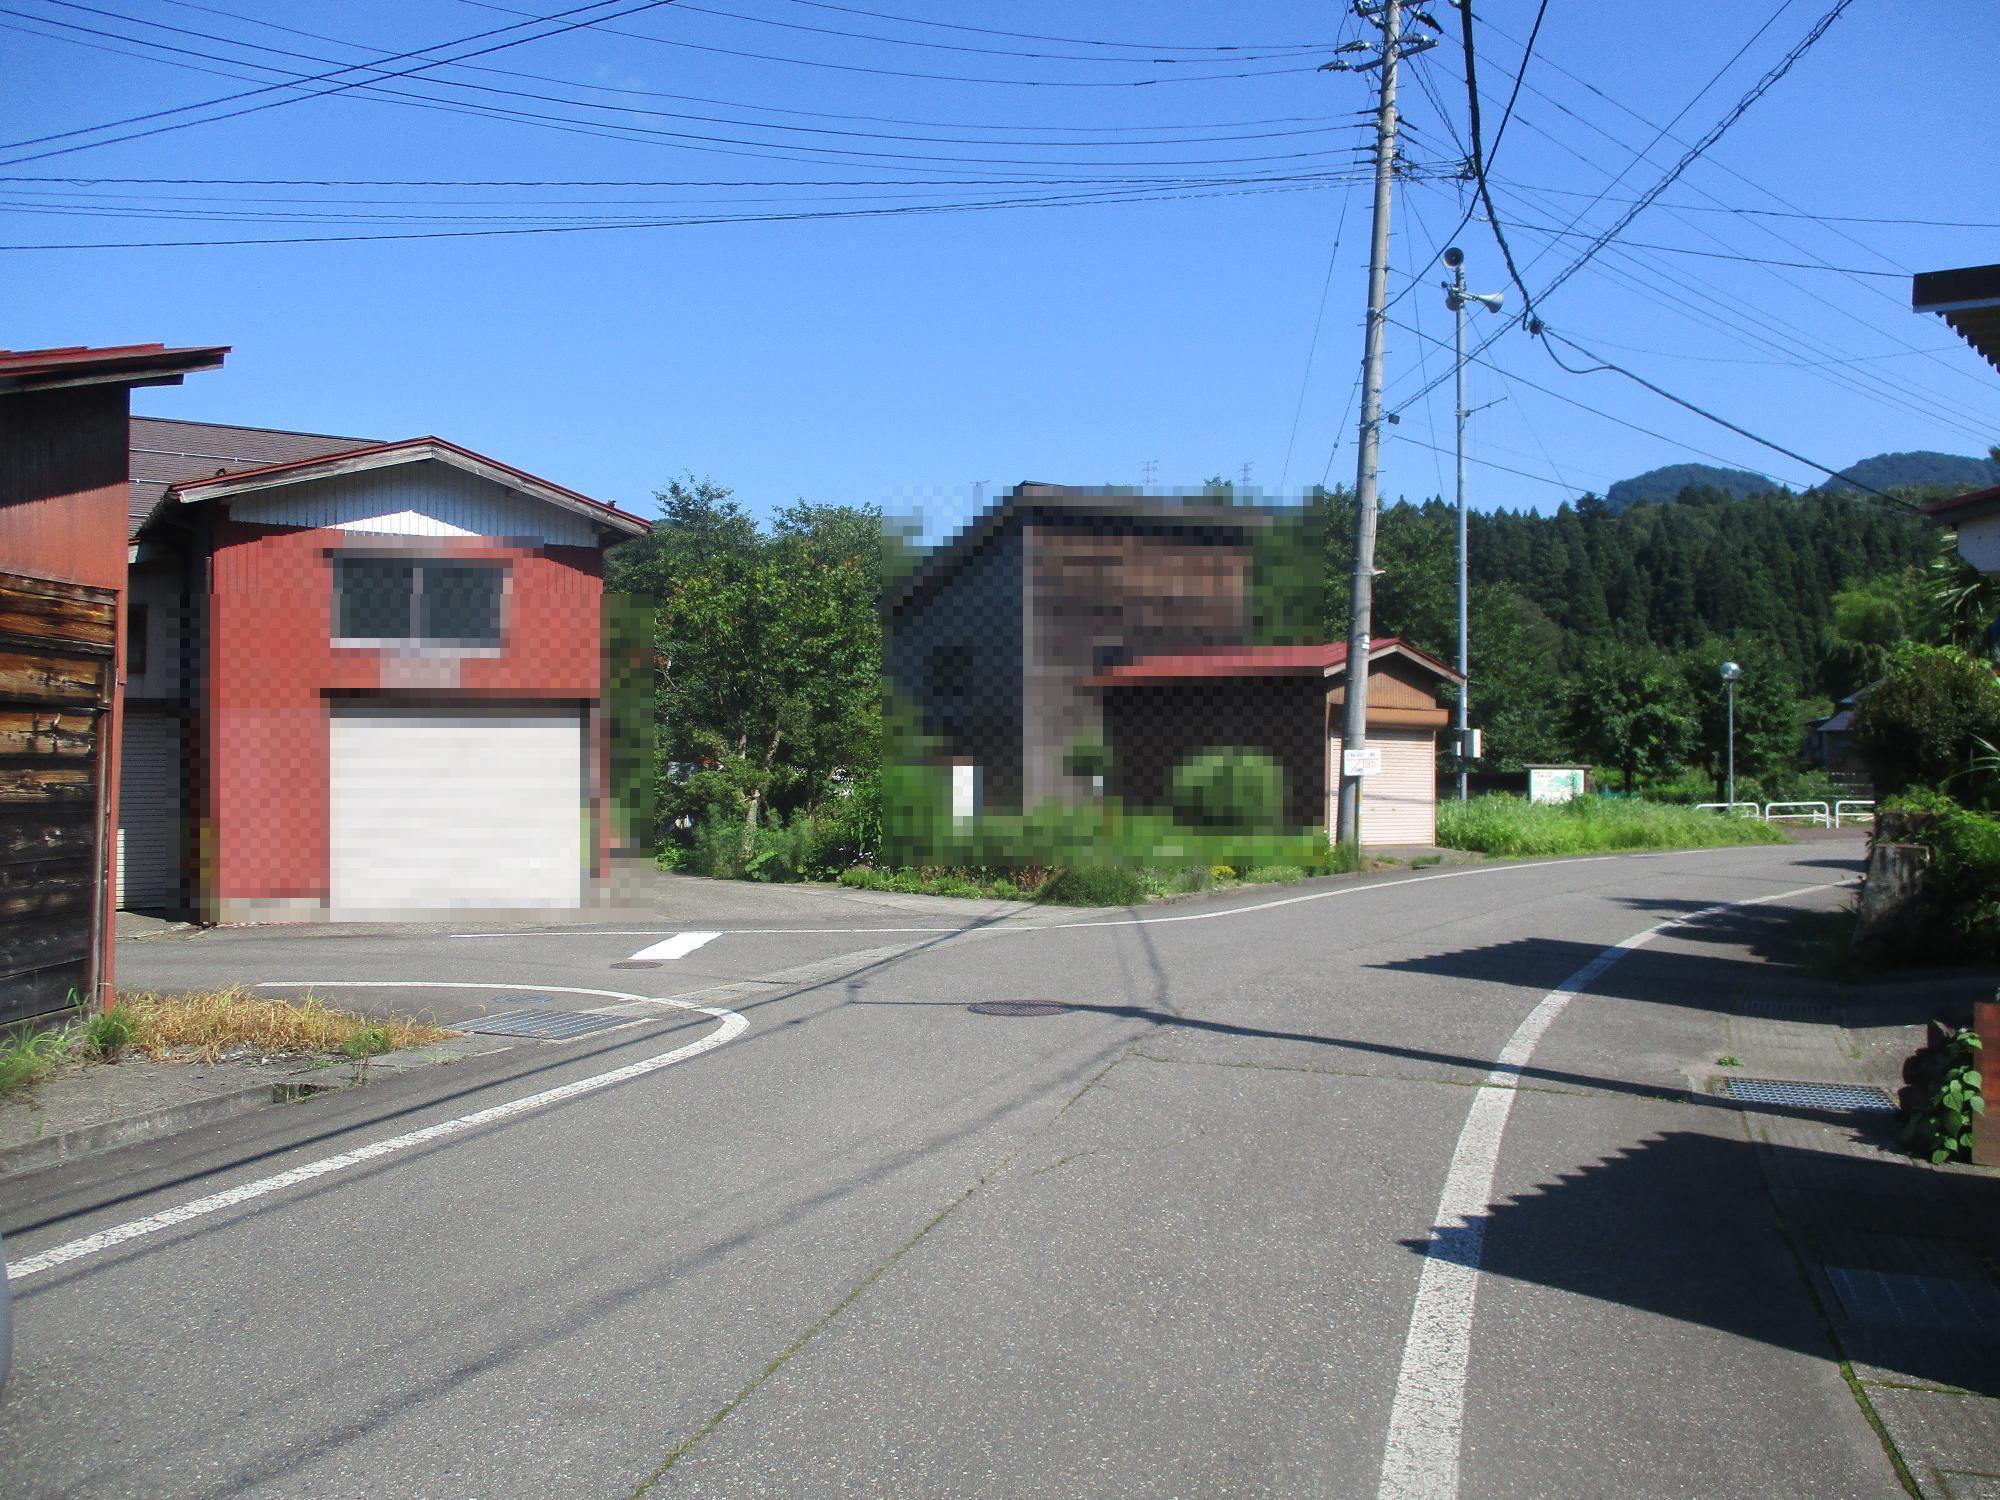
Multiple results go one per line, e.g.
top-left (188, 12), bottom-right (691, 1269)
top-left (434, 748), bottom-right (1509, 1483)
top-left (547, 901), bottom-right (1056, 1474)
top-left (1881, 787), bottom-right (2000, 955)
top-left (1854, 645), bottom-right (2000, 800)
top-left (1170, 749), bottom-right (1285, 834)
top-left (1437, 794), bottom-right (1787, 857)
top-left (340, 1024), bottom-right (394, 1060)
top-left (1240, 865), bottom-right (1305, 885)
top-left (1036, 865), bottom-right (1149, 907)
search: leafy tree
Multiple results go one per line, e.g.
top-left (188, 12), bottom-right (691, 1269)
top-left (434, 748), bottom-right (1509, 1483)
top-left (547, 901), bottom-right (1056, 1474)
top-left (1853, 645), bottom-right (2000, 800)
top-left (1565, 642), bottom-right (1697, 791)
top-left (652, 486), bottom-right (887, 847)
top-left (1678, 640), bottom-right (1803, 797)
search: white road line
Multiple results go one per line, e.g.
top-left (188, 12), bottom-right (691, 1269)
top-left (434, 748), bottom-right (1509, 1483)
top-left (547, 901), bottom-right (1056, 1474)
top-left (5, 983), bottom-right (746, 1283)
top-left (1374, 878), bottom-right (1851, 1500)
top-left (625, 931), bottom-right (721, 963)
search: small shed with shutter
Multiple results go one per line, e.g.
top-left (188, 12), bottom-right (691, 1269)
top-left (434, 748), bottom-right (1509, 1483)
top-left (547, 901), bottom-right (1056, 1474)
top-left (1084, 637), bottom-right (1461, 848)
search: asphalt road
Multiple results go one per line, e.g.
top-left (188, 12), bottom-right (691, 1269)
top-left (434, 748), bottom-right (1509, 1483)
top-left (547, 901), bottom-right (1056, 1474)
top-left (0, 841), bottom-right (1901, 1498)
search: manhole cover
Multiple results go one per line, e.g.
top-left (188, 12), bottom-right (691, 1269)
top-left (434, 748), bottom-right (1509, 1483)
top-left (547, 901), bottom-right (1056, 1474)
top-left (1716, 1077), bottom-right (1895, 1112)
top-left (459, 1008), bottom-right (630, 1040)
top-left (968, 1001), bottom-right (1074, 1019)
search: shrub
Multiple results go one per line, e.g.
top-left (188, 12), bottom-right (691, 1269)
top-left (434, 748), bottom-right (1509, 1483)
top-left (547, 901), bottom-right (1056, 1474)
top-left (1899, 1022), bottom-right (1984, 1164)
top-left (1880, 787), bottom-right (2000, 955)
top-left (1037, 865), bottom-right (1149, 907)
top-left (1170, 749), bottom-right (1285, 834)
top-left (340, 1024), bottom-right (394, 1060)
top-left (1854, 645), bottom-right (2000, 800)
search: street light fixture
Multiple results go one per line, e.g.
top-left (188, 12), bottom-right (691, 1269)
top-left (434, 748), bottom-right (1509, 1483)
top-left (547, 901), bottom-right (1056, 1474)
top-left (1442, 246), bottom-right (1504, 800)
top-left (1720, 661), bottom-right (1742, 807)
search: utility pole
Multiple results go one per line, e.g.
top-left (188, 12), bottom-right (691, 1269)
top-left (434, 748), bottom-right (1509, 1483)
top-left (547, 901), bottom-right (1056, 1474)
top-left (1327, 0), bottom-right (1433, 848)
top-left (1442, 246), bottom-right (1502, 801)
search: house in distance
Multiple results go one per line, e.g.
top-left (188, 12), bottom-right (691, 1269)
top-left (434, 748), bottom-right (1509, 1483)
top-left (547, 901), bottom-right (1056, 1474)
top-left (885, 484), bottom-right (1461, 846)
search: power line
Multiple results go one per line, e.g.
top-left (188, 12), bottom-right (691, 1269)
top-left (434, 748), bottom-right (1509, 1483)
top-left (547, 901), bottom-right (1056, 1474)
top-left (1537, 329), bottom-right (1910, 507)
top-left (770, 0), bottom-right (1337, 54)
top-left (1534, 0), bottom-right (1859, 304)
top-left (0, 0), bottom-right (680, 164)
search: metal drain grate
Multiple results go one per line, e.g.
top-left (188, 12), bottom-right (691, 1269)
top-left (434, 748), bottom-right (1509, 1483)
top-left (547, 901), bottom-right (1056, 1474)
top-left (1716, 1077), bottom-right (1895, 1112)
top-left (459, 1008), bottom-right (631, 1040)
top-left (968, 1001), bottom-right (1074, 1019)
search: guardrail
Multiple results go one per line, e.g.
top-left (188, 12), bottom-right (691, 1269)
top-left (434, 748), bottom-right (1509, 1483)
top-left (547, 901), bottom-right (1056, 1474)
top-left (1763, 801), bottom-right (1831, 827)
top-left (1695, 801), bottom-right (1763, 818)
top-left (1833, 799), bottom-right (1875, 829)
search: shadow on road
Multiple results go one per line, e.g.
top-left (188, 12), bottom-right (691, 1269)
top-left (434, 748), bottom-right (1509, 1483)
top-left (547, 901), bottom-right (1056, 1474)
top-left (1419, 1128), bottom-right (2000, 1397)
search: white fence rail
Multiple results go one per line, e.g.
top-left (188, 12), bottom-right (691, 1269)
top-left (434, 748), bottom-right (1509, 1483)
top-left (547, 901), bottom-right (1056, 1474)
top-left (1695, 802), bottom-right (1763, 818)
top-left (1833, 799), bottom-right (1875, 828)
top-left (1762, 801), bottom-right (1831, 827)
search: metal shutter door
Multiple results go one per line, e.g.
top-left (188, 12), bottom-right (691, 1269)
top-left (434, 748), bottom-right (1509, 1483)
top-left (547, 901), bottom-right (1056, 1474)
top-left (1329, 727), bottom-right (1437, 846)
top-left (117, 710), bottom-right (184, 910)
top-left (329, 703), bottom-right (583, 916)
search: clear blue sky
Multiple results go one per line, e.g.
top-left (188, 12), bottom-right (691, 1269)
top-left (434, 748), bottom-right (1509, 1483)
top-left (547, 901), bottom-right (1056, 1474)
top-left (2, 1), bottom-right (1995, 539)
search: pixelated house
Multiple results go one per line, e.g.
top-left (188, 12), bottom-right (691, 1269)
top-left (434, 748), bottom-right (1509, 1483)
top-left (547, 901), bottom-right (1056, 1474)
top-left (121, 419), bottom-right (648, 922)
top-left (886, 484), bottom-right (1461, 845)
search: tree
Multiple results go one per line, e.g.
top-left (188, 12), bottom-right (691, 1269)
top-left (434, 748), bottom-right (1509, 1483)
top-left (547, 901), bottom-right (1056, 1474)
top-left (1678, 640), bottom-right (1803, 797)
top-left (653, 487), bottom-right (887, 847)
top-left (1852, 645), bottom-right (2000, 800)
top-left (1565, 642), bottom-right (1696, 791)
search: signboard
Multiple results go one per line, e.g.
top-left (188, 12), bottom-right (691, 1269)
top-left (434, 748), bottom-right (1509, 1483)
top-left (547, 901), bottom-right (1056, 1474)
top-left (1529, 766), bottom-right (1587, 804)
top-left (1342, 747), bottom-right (1382, 778)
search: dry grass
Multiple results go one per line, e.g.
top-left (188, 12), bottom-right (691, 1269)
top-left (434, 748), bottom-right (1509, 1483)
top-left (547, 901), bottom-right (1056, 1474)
top-left (116, 986), bottom-right (454, 1063)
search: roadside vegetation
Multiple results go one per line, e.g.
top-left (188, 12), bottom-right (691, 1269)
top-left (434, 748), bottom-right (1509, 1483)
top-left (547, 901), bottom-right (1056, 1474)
top-left (1436, 794), bottom-right (1788, 858)
top-left (0, 988), bottom-right (453, 1099)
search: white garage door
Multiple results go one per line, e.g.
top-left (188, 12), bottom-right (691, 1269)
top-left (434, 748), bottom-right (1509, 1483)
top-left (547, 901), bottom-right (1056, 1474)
top-left (117, 710), bottom-right (184, 910)
top-left (1329, 726), bottom-right (1437, 846)
top-left (329, 703), bottom-right (583, 916)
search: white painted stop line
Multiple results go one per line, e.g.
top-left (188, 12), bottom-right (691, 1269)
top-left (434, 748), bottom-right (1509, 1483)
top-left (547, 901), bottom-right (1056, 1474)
top-left (625, 931), bottom-right (721, 963)
top-left (5, 983), bottom-right (745, 1282)
top-left (1374, 879), bottom-right (1849, 1500)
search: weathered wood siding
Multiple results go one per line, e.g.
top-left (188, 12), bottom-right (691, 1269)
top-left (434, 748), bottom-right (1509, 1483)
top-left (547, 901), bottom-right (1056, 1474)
top-left (0, 568), bottom-right (113, 1026)
top-left (1024, 516), bottom-right (1252, 809)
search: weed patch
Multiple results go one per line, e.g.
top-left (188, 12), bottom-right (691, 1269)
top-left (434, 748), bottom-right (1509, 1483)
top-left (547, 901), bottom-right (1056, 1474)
top-left (117, 987), bottom-right (452, 1063)
top-left (1438, 794), bottom-right (1787, 857)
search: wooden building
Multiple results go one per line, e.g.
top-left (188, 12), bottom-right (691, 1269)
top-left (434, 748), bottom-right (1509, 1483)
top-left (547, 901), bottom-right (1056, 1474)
top-left (0, 343), bottom-right (226, 1027)
top-left (887, 485), bottom-right (1461, 846)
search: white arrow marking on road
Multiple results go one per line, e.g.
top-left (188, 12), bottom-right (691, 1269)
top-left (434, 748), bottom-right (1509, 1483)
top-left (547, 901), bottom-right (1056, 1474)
top-left (624, 931), bottom-right (721, 963)
top-left (1375, 879), bottom-right (1851, 1500)
top-left (5, 983), bottom-right (746, 1282)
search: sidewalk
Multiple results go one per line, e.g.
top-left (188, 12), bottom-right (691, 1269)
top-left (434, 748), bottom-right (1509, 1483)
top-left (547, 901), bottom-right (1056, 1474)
top-left (1717, 968), bottom-right (2000, 1498)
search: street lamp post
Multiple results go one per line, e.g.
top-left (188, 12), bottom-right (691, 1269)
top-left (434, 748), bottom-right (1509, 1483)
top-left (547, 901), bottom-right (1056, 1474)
top-left (1720, 661), bottom-right (1741, 806)
top-left (1442, 247), bottom-right (1503, 801)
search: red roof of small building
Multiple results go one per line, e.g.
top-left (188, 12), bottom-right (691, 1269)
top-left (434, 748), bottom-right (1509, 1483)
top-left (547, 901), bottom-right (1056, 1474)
top-left (1083, 636), bottom-right (1462, 688)
top-left (0, 342), bottom-right (228, 395)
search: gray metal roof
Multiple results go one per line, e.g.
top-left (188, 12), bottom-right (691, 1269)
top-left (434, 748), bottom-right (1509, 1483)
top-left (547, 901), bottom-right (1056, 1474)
top-left (128, 415), bottom-right (376, 540)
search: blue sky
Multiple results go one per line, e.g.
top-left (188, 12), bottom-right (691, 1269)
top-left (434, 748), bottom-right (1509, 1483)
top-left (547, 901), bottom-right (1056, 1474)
top-left (2, 1), bottom-right (1996, 539)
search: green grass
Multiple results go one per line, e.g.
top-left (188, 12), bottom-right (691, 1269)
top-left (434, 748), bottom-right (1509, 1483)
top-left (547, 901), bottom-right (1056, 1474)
top-left (1436, 794), bottom-right (1788, 858)
top-left (0, 1020), bottom-right (77, 1097)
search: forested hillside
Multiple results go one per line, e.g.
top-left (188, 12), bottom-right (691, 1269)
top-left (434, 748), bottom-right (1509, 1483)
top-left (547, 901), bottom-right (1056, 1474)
top-left (1262, 479), bottom-right (1966, 793)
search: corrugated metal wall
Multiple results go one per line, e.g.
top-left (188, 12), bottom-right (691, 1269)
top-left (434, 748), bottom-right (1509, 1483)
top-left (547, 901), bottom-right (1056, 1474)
top-left (227, 461), bottom-right (597, 547)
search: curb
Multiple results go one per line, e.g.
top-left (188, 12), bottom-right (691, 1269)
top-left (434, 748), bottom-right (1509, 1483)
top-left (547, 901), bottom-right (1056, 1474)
top-left (0, 1080), bottom-right (312, 1181)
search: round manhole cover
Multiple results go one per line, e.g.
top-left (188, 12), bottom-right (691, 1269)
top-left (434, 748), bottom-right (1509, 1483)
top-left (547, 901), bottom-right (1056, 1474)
top-left (968, 1001), bottom-right (1074, 1018)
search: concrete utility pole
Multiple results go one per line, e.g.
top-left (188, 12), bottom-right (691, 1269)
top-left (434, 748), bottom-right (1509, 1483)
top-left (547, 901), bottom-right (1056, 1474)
top-left (1329, 0), bottom-right (1432, 847)
top-left (1443, 246), bottom-right (1502, 802)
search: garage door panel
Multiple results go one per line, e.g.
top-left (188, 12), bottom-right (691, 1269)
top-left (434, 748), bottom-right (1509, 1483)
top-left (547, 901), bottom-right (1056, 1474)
top-left (1329, 727), bottom-right (1436, 846)
top-left (118, 711), bottom-right (184, 910)
top-left (330, 704), bottom-right (582, 915)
